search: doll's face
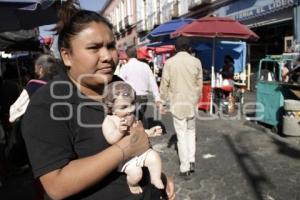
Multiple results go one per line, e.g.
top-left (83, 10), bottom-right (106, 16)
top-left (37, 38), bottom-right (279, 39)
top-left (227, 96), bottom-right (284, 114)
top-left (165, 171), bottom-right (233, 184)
top-left (112, 97), bottom-right (135, 126)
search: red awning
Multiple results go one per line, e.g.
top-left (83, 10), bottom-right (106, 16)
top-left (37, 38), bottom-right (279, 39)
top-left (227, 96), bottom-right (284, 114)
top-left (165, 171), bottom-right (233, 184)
top-left (171, 16), bottom-right (259, 41)
top-left (153, 45), bottom-right (175, 54)
top-left (137, 46), bottom-right (151, 61)
top-left (137, 45), bottom-right (175, 60)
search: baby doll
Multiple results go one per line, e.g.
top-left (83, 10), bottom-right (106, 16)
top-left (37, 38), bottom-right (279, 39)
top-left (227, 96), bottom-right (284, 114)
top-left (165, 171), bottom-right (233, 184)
top-left (102, 81), bottom-right (164, 194)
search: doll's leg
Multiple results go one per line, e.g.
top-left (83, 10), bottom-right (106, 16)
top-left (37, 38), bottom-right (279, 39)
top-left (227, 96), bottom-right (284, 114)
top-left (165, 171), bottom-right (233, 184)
top-left (124, 163), bottom-right (143, 194)
top-left (144, 150), bottom-right (164, 189)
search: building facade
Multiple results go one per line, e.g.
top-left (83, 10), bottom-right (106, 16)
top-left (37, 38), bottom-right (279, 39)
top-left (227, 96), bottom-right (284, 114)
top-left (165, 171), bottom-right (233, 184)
top-left (101, 0), bottom-right (137, 50)
top-left (101, 0), bottom-right (192, 47)
top-left (185, 0), bottom-right (300, 62)
top-left (213, 0), bottom-right (300, 63)
top-left (100, 0), bottom-right (300, 56)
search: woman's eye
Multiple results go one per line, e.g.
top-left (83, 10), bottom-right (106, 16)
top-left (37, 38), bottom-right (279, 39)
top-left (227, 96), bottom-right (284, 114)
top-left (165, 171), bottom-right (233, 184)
top-left (87, 46), bottom-right (99, 51)
top-left (107, 45), bottom-right (116, 50)
top-left (107, 42), bottom-right (116, 50)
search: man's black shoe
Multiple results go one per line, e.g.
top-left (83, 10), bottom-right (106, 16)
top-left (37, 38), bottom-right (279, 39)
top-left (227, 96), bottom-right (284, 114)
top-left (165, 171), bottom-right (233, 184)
top-left (190, 162), bottom-right (195, 173)
top-left (179, 171), bottom-right (191, 180)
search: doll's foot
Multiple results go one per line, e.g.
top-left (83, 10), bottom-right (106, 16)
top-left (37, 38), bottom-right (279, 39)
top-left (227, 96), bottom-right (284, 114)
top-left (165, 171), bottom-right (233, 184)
top-left (129, 185), bottom-right (143, 194)
top-left (152, 179), bottom-right (164, 189)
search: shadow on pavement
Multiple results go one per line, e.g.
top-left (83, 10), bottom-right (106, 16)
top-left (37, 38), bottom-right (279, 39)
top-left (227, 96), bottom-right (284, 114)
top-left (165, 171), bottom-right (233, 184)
top-left (271, 137), bottom-right (300, 160)
top-left (167, 134), bottom-right (177, 150)
top-left (243, 121), bottom-right (268, 133)
top-left (223, 135), bottom-right (274, 200)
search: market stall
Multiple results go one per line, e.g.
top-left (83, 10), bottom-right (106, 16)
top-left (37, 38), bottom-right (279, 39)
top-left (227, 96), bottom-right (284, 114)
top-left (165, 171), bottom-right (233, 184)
top-left (256, 55), bottom-right (300, 134)
top-left (193, 40), bottom-right (247, 111)
top-left (171, 16), bottom-right (259, 114)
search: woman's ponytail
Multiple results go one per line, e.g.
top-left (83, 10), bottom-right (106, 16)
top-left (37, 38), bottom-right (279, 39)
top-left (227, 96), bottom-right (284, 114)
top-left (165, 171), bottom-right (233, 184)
top-left (52, 0), bottom-right (80, 35)
top-left (52, 0), bottom-right (112, 53)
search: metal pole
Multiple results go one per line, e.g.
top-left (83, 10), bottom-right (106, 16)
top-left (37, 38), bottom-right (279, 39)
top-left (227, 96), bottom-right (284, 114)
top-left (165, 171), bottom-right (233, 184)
top-left (247, 62), bottom-right (251, 91)
top-left (210, 38), bottom-right (216, 115)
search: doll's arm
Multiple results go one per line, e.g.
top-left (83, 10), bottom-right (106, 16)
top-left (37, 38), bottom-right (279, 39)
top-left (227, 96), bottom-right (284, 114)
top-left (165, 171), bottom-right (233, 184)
top-left (102, 117), bottom-right (126, 144)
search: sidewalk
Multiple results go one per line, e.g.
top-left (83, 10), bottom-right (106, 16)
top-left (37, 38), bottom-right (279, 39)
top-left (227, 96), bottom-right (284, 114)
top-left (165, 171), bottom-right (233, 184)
top-left (149, 92), bottom-right (300, 200)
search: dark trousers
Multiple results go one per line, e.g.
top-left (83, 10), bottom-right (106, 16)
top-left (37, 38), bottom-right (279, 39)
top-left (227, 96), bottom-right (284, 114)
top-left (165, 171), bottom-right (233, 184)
top-left (135, 95), bottom-right (148, 127)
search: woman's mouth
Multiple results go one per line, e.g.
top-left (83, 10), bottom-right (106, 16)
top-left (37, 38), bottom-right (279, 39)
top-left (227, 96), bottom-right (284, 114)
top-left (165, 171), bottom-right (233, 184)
top-left (97, 67), bottom-right (113, 74)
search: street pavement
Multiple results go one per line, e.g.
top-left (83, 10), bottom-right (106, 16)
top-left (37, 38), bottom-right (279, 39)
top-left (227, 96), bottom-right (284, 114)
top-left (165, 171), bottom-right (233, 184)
top-left (148, 92), bottom-right (300, 200)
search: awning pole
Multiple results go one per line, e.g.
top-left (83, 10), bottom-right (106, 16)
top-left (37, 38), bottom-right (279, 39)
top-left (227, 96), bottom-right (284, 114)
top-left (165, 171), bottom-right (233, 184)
top-left (210, 38), bottom-right (216, 115)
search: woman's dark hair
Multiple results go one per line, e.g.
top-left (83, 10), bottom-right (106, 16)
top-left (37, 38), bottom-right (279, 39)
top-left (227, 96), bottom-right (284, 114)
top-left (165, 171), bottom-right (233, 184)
top-left (35, 54), bottom-right (58, 80)
top-left (52, 0), bottom-right (113, 52)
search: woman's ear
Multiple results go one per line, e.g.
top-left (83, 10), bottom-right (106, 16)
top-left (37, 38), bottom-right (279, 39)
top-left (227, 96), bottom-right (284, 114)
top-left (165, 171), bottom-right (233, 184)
top-left (38, 66), bottom-right (44, 78)
top-left (60, 48), bottom-right (72, 67)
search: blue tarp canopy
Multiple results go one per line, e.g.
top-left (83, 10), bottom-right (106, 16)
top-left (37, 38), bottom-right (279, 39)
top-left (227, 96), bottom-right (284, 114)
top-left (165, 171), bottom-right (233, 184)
top-left (0, 0), bottom-right (59, 33)
top-left (193, 40), bottom-right (246, 73)
top-left (146, 40), bottom-right (175, 47)
top-left (146, 18), bottom-right (193, 42)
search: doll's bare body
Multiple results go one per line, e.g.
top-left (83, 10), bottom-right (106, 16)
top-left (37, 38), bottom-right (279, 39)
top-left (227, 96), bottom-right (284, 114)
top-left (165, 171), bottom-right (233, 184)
top-left (102, 81), bottom-right (164, 194)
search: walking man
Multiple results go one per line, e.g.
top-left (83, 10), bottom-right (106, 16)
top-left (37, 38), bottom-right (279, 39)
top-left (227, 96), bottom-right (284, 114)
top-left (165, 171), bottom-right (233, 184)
top-left (119, 47), bottom-right (160, 125)
top-left (160, 37), bottom-right (203, 177)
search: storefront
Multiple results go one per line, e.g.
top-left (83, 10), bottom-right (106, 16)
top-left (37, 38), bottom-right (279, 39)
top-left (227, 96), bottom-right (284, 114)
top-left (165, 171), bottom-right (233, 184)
top-left (213, 0), bottom-right (300, 89)
top-left (215, 0), bottom-right (298, 53)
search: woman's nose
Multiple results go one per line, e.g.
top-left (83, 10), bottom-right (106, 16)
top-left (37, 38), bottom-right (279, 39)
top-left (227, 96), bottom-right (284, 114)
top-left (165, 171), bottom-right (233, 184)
top-left (100, 48), bottom-right (112, 62)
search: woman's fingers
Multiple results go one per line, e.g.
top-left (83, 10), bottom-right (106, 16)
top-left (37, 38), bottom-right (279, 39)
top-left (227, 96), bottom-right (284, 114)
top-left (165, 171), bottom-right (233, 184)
top-left (161, 173), bottom-right (175, 200)
top-left (165, 176), bottom-right (175, 200)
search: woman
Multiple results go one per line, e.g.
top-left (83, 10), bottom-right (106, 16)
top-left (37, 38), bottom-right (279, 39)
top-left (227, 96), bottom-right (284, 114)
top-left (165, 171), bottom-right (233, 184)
top-left (9, 54), bottom-right (58, 122)
top-left (21, 1), bottom-right (175, 200)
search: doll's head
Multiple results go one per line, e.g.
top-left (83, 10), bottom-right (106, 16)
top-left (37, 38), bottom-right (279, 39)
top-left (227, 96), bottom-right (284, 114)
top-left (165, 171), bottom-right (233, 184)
top-left (104, 81), bottom-right (136, 124)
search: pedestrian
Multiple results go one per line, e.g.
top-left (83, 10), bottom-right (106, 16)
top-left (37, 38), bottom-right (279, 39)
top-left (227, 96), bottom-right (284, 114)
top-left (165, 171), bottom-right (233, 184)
top-left (119, 47), bottom-right (160, 127)
top-left (160, 37), bottom-right (203, 177)
top-left (220, 55), bottom-right (234, 80)
top-left (0, 63), bottom-right (21, 133)
top-left (282, 62), bottom-right (290, 82)
top-left (114, 50), bottom-right (128, 77)
top-left (5, 54), bottom-right (58, 169)
top-left (9, 54), bottom-right (58, 123)
top-left (21, 1), bottom-right (175, 200)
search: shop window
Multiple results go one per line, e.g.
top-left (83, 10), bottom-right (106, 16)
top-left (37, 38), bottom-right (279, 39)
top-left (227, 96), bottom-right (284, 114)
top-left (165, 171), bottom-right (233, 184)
top-left (284, 36), bottom-right (294, 53)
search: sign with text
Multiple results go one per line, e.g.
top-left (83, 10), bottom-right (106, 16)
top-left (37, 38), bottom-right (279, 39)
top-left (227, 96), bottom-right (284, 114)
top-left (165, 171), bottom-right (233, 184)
top-left (215, 0), bottom-right (296, 21)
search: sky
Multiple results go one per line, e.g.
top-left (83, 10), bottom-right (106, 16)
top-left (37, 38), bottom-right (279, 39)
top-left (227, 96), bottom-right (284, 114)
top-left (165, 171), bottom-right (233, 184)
top-left (39, 0), bottom-right (108, 37)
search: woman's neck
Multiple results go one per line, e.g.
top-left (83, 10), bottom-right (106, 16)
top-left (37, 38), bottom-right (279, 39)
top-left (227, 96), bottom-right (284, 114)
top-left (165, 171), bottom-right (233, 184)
top-left (68, 74), bottom-right (105, 102)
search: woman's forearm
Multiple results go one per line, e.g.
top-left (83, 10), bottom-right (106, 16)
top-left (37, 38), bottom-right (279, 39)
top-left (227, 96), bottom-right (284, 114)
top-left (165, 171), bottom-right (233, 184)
top-left (40, 121), bottom-right (150, 200)
top-left (40, 145), bottom-right (123, 200)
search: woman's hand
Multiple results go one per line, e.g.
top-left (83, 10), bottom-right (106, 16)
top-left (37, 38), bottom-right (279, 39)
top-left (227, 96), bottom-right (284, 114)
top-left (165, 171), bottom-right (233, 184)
top-left (161, 173), bottom-right (175, 200)
top-left (116, 121), bottom-right (150, 160)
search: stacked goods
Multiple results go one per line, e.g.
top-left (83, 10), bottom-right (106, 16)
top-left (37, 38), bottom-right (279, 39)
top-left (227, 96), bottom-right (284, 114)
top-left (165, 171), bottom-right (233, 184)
top-left (283, 100), bottom-right (300, 136)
